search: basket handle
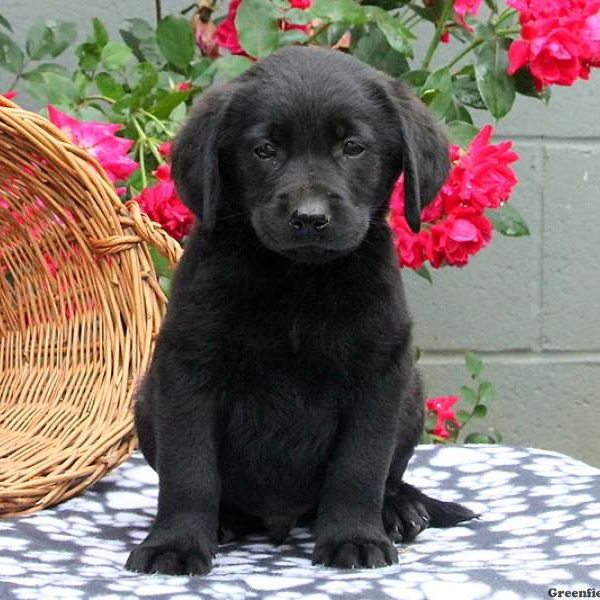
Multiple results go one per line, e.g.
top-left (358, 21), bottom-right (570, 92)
top-left (91, 201), bottom-right (183, 270)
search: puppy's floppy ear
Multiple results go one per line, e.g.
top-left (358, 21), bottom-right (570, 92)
top-left (171, 85), bottom-right (235, 230)
top-left (383, 79), bottom-right (450, 233)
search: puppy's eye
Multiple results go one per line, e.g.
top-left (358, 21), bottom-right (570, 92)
top-left (254, 143), bottom-right (276, 160)
top-left (343, 141), bottom-right (364, 157)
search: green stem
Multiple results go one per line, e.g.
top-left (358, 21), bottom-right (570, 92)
top-left (421, 0), bottom-right (454, 70)
top-left (496, 27), bottom-right (521, 36)
top-left (304, 21), bottom-right (331, 44)
top-left (138, 140), bottom-right (148, 188)
top-left (180, 2), bottom-right (196, 14)
top-left (7, 58), bottom-right (31, 91)
top-left (445, 38), bottom-right (484, 70)
top-left (132, 116), bottom-right (149, 187)
top-left (443, 24), bottom-right (521, 72)
top-left (148, 140), bottom-right (164, 164)
top-left (84, 94), bottom-right (115, 105)
top-left (403, 13), bottom-right (421, 29)
top-left (493, 7), bottom-right (518, 28)
top-left (139, 109), bottom-right (174, 136)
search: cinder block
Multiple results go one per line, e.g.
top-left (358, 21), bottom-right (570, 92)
top-left (405, 143), bottom-right (542, 352)
top-left (418, 358), bottom-right (600, 467)
top-left (495, 78), bottom-right (600, 139)
top-left (541, 145), bottom-right (600, 350)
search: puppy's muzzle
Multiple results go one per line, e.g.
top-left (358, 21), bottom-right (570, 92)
top-left (288, 199), bottom-right (331, 235)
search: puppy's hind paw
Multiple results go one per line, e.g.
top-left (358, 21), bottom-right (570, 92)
top-left (383, 492), bottom-right (430, 543)
top-left (312, 537), bottom-right (398, 569)
top-left (384, 482), bottom-right (478, 543)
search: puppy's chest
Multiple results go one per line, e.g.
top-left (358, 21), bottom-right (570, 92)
top-left (219, 385), bottom-right (338, 514)
top-left (219, 296), bottom-right (383, 378)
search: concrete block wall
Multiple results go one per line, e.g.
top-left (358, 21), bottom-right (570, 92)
top-left (408, 85), bottom-right (600, 466)
top-left (1, 1), bottom-right (599, 465)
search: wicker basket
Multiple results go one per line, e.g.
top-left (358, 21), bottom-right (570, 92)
top-left (0, 97), bottom-right (182, 517)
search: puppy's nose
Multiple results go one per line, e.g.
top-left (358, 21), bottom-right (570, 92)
top-left (288, 201), bottom-right (331, 233)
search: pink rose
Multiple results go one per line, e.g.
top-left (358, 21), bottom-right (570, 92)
top-left (47, 105), bottom-right (138, 190)
top-left (454, 0), bottom-right (483, 27)
top-left (426, 396), bottom-right (460, 439)
top-left (134, 164), bottom-right (195, 241)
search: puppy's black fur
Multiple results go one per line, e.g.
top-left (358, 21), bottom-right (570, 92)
top-left (126, 46), bottom-right (476, 576)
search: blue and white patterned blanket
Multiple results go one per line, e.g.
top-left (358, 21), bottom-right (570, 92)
top-left (1, 445), bottom-right (599, 599)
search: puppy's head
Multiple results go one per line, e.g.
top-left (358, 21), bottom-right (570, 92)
top-left (172, 46), bottom-right (449, 263)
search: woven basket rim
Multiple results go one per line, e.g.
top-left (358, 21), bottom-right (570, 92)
top-left (0, 97), bottom-right (181, 517)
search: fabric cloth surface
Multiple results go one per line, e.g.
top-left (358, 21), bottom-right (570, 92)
top-left (1, 445), bottom-right (599, 599)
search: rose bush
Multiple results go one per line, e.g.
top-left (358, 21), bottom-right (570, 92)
top-left (2, 0), bottom-right (598, 443)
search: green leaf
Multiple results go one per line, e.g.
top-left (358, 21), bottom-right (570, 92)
top-left (150, 89), bottom-right (190, 119)
top-left (447, 121), bottom-right (479, 149)
top-left (77, 105), bottom-right (106, 120)
top-left (465, 351), bottom-right (484, 377)
top-left (453, 74), bottom-right (486, 109)
top-left (42, 73), bottom-right (80, 105)
top-left (92, 18), bottom-right (109, 47)
top-left (472, 404), bottom-right (488, 418)
top-left (126, 168), bottom-right (146, 194)
top-left (101, 41), bottom-right (133, 70)
top-left (157, 15), bottom-right (195, 69)
top-left (236, 0), bottom-right (280, 57)
top-left (126, 18), bottom-right (155, 40)
top-left (422, 67), bottom-right (453, 119)
top-left (460, 385), bottom-right (478, 404)
top-left (0, 32), bottom-right (24, 74)
top-left (76, 41), bottom-right (101, 71)
top-left (22, 80), bottom-right (50, 103)
top-left (478, 380), bottom-right (495, 403)
top-left (351, 27), bottom-right (409, 78)
top-left (513, 67), bottom-right (551, 104)
top-left (464, 432), bottom-right (496, 444)
top-left (456, 104), bottom-right (473, 123)
top-left (22, 62), bottom-right (69, 82)
top-left (424, 414), bottom-right (438, 430)
top-left (149, 245), bottom-right (172, 278)
top-left (278, 29), bottom-right (310, 46)
top-left (215, 55), bottom-right (254, 80)
top-left (190, 58), bottom-right (212, 80)
top-left (159, 275), bottom-right (172, 296)
top-left (0, 15), bottom-right (12, 32)
top-left (47, 21), bottom-right (77, 58)
top-left (414, 265), bottom-right (433, 284)
top-left (366, 6), bottom-right (414, 57)
top-left (474, 22), bottom-right (496, 42)
top-left (474, 39), bottom-right (515, 119)
top-left (486, 204), bottom-right (530, 237)
top-left (456, 410), bottom-right (471, 423)
top-left (96, 72), bottom-right (125, 100)
top-left (26, 22), bottom-right (52, 59)
top-left (128, 62), bottom-right (159, 98)
top-left (284, 7), bottom-right (316, 24)
top-left (169, 102), bottom-right (187, 126)
top-left (401, 70), bottom-right (430, 87)
top-left (311, 0), bottom-right (368, 24)
top-left (26, 20), bottom-right (77, 60)
top-left (191, 61), bottom-right (217, 87)
top-left (73, 70), bottom-right (90, 97)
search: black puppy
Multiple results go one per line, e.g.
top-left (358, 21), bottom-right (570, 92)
top-left (126, 45), bottom-right (476, 576)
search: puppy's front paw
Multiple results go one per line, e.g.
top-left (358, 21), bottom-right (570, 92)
top-left (125, 530), bottom-right (216, 576)
top-left (312, 536), bottom-right (398, 569)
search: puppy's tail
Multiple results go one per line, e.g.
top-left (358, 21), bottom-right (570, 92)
top-left (399, 482), bottom-right (479, 527)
